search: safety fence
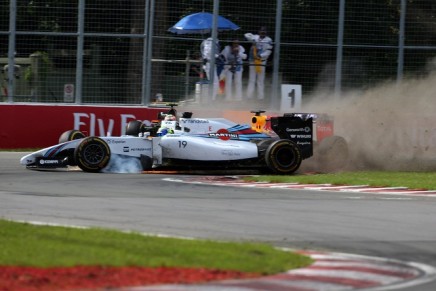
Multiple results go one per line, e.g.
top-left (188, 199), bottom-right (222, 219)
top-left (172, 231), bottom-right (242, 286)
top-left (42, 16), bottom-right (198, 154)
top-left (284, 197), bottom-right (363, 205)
top-left (1, 0), bottom-right (436, 107)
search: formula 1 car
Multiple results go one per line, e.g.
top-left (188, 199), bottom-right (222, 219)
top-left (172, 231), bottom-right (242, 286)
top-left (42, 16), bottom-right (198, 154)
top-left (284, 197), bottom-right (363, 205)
top-left (20, 108), bottom-right (316, 174)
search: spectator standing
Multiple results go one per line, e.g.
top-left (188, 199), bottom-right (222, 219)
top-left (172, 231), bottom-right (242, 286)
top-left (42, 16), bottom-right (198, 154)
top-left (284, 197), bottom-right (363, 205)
top-left (220, 40), bottom-right (247, 101)
top-left (190, 51), bottom-right (204, 78)
top-left (200, 37), bottom-right (221, 100)
top-left (244, 26), bottom-right (273, 100)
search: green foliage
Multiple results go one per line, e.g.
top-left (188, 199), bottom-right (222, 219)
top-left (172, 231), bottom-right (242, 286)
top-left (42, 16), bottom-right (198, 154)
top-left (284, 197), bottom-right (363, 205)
top-left (24, 51), bottom-right (53, 84)
top-left (0, 220), bottom-right (312, 273)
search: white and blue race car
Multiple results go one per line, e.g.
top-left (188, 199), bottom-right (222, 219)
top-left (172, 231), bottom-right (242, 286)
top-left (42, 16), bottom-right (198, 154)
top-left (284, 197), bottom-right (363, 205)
top-left (20, 109), bottom-right (317, 174)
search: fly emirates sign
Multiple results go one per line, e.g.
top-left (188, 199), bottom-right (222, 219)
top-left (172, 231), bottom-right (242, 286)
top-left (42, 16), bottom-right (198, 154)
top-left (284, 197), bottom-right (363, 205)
top-left (68, 107), bottom-right (163, 137)
top-left (0, 104), bottom-right (164, 148)
top-left (73, 113), bottom-right (150, 136)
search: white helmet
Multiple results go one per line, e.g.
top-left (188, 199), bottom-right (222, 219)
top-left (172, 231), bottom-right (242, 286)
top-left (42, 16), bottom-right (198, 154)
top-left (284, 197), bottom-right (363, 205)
top-left (164, 114), bottom-right (176, 121)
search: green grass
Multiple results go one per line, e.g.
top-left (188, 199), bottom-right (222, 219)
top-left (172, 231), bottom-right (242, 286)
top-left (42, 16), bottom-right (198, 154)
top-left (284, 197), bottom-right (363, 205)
top-left (0, 220), bottom-right (312, 274)
top-left (243, 171), bottom-right (436, 190)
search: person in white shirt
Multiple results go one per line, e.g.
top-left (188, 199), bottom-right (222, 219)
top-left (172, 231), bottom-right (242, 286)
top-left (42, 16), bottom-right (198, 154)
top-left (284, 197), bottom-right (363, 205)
top-left (220, 40), bottom-right (247, 101)
top-left (244, 26), bottom-right (273, 100)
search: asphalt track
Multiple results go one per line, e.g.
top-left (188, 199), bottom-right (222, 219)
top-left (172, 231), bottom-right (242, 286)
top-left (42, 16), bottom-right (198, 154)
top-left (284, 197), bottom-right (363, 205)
top-left (1, 152), bottom-right (436, 290)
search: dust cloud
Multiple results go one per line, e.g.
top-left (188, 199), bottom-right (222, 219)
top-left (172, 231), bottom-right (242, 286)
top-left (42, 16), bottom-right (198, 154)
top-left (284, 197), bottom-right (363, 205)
top-left (178, 72), bottom-right (436, 172)
top-left (302, 74), bottom-right (436, 171)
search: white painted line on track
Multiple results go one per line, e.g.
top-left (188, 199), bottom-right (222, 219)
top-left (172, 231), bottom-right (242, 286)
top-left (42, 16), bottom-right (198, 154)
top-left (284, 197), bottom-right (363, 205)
top-left (261, 278), bottom-right (352, 290)
top-left (287, 268), bottom-right (409, 284)
top-left (268, 183), bottom-right (301, 188)
top-left (165, 177), bottom-right (436, 199)
top-left (311, 185), bottom-right (370, 190)
top-left (312, 260), bottom-right (419, 274)
top-left (341, 187), bottom-right (407, 192)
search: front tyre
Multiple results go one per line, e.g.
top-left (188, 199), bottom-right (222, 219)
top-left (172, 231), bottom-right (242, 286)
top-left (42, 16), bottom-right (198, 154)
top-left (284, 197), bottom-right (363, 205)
top-left (74, 137), bottom-right (111, 173)
top-left (265, 139), bottom-right (302, 174)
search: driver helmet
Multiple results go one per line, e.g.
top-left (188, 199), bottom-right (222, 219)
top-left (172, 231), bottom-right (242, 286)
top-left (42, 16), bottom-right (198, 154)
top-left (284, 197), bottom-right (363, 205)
top-left (164, 114), bottom-right (176, 121)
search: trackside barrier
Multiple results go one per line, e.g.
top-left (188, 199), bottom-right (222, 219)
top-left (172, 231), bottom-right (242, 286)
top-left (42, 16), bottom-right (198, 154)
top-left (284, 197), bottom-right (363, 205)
top-left (0, 104), bottom-right (165, 149)
top-left (1, 104), bottom-right (339, 149)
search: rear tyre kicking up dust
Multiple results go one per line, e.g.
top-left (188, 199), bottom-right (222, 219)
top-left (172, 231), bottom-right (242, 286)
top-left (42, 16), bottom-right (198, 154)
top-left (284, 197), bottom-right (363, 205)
top-left (265, 139), bottom-right (302, 174)
top-left (316, 135), bottom-right (349, 173)
top-left (75, 137), bottom-right (111, 173)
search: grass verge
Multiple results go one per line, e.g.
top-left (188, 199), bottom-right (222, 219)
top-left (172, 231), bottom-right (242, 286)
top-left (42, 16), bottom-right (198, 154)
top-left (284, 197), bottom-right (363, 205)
top-left (243, 171), bottom-right (436, 190)
top-left (0, 219), bottom-right (312, 274)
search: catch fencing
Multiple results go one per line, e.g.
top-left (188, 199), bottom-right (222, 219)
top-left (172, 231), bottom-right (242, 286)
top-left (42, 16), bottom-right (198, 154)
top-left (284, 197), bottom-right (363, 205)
top-left (1, 0), bottom-right (435, 108)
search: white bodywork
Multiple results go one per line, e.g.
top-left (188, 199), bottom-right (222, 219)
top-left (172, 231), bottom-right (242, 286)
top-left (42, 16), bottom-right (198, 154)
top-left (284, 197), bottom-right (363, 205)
top-left (178, 118), bottom-right (237, 134)
top-left (20, 136), bottom-right (154, 167)
top-left (20, 116), bottom-right (261, 170)
top-left (159, 134), bottom-right (258, 161)
top-left (19, 112), bottom-right (318, 174)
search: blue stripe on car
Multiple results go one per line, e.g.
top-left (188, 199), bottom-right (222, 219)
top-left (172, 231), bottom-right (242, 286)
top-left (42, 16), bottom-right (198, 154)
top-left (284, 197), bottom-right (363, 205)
top-left (44, 144), bottom-right (67, 157)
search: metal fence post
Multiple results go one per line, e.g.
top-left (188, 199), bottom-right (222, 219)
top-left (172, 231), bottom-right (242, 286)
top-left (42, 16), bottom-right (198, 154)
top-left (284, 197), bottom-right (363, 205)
top-left (271, 0), bottom-right (282, 110)
top-left (334, 0), bottom-right (345, 98)
top-left (7, 0), bottom-right (17, 103)
top-left (75, 0), bottom-right (85, 104)
top-left (397, 0), bottom-right (406, 83)
top-left (144, 0), bottom-right (155, 105)
top-left (207, 0), bottom-right (220, 104)
top-left (142, 0), bottom-right (151, 105)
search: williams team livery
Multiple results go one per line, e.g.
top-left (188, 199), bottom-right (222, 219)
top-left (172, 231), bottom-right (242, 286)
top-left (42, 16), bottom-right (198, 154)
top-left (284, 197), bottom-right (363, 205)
top-left (21, 108), bottom-right (345, 174)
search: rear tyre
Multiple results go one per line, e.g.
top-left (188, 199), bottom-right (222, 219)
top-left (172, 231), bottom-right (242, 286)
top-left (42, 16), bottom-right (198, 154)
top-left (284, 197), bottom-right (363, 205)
top-left (59, 129), bottom-right (86, 143)
top-left (316, 135), bottom-right (349, 173)
top-left (265, 139), bottom-right (302, 174)
top-left (126, 120), bottom-right (143, 136)
top-left (74, 137), bottom-right (111, 173)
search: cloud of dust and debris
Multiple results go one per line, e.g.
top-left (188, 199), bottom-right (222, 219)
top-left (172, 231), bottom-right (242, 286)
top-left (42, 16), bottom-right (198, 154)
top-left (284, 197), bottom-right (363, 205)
top-left (177, 66), bottom-right (436, 172)
top-left (302, 73), bottom-right (436, 171)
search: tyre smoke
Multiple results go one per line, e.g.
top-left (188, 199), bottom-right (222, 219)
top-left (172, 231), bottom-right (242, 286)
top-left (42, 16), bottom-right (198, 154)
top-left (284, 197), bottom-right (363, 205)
top-left (302, 74), bottom-right (436, 171)
top-left (102, 155), bottom-right (143, 173)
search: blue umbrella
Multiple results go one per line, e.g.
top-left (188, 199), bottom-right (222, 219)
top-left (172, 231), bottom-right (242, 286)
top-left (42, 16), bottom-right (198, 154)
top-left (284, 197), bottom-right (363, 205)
top-left (168, 12), bottom-right (240, 35)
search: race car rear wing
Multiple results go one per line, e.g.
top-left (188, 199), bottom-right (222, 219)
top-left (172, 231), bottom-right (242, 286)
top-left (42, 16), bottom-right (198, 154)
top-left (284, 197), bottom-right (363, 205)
top-left (270, 114), bottom-right (313, 160)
